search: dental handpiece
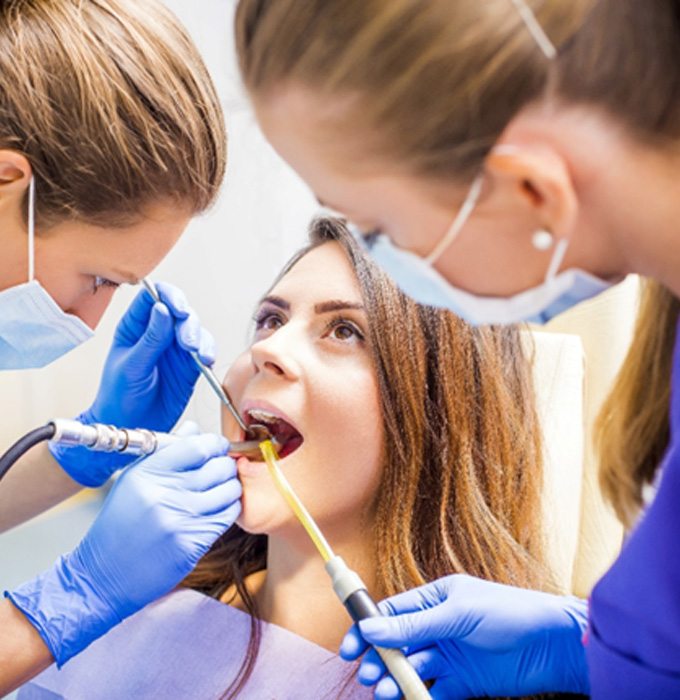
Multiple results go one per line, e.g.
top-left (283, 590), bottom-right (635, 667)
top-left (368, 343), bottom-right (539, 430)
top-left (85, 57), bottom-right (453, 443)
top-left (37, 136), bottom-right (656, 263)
top-left (49, 419), bottom-right (271, 461)
top-left (140, 278), bottom-right (250, 436)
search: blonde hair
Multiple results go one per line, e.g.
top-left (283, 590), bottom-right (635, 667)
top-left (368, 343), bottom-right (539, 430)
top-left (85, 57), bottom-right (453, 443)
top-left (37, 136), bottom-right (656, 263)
top-left (184, 218), bottom-right (550, 698)
top-left (236, 0), bottom-right (680, 182)
top-left (0, 0), bottom-right (226, 227)
top-left (596, 280), bottom-right (680, 529)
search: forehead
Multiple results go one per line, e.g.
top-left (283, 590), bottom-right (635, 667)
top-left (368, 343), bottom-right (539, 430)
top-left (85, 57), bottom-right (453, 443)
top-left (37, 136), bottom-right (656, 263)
top-left (269, 241), bottom-right (363, 305)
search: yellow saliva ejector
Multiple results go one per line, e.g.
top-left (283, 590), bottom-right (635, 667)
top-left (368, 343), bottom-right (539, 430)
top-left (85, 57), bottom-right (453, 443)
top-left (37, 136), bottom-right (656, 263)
top-left (259, 440), bottom-right (432, 700)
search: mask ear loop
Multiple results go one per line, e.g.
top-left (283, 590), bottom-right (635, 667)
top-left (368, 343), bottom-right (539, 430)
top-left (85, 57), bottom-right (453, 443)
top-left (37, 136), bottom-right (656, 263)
top-left (27, 177), bottom-right (35, 282)
top-left (425, 175), bottom-right (484, 266)
top-left (510, 0), bottom-right (557, 60)
top-left (544, 237), bottom-right (570, 283)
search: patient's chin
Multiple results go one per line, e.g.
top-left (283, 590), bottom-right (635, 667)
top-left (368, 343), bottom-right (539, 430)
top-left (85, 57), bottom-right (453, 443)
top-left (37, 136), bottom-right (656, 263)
top-left (236, 485), bottom-right (293, 536)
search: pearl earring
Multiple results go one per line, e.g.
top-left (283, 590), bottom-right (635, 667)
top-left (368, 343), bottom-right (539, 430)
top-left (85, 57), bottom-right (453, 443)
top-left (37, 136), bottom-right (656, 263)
top-left (532, 228), bottom-right (554, 251)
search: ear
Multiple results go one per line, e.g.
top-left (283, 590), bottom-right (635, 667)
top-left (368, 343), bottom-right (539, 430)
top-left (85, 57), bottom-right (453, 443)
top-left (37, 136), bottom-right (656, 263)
top-left (484, 143), bottom-right (578, 240)
top-left (0, 150), bottom-right (32, 199)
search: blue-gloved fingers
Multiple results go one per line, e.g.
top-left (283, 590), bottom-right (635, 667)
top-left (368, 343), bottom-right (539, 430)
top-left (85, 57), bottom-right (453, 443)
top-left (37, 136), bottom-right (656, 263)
top-left (205, 499), bottom-right (242, 532)
top-left (174, 421), bottom-right (201, 437)
top-left (174, 313), bottom-right (216, 366)
top-left (175, 311), bottom-right (200, 350)
top-left (155, 281), bottom-right (216, 366)
top-left (373, 675), bottom-right (403, 700)
top-left (359, 606), bottom-right (447, 648)
top-left (197, 327), bottom-right (216, 366)
top-left (404, 646), bottom-right (448, 682)
top-left (374, 584), bottom-right (435, 618)
top-left (134, 303), bottom-right (176, 372)
top-left (113, 288), bottom-right (155, 347)
top-left (153, 434), bottom-right (229, 474)
top-left (191, 477), bottom-right (243, 516)
top-left (339, 622), bottom-right (370, 660)
top-left (181, 455), bottom-right (239, 492)
top-left (155, 281), bottom-right (191, 318)
top-left (356, 647), bottom-right (387, 685)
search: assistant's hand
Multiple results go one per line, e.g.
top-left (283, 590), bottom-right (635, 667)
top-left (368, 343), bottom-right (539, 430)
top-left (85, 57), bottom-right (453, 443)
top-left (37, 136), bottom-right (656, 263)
top-left (340, 574), bottom-right (589, 699)
top-left (50, 282), bottom-right (215, 486)
top-left (6, 430), bottom-right (241, 666)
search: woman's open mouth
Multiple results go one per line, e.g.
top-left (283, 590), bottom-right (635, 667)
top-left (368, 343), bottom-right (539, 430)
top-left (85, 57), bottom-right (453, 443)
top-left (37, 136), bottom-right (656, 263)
top-left (244, 408), bottom-right (304, 459)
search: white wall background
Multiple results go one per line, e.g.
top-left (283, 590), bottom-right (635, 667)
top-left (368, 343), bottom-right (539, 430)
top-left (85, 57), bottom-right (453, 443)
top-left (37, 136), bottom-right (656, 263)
top-left (0, 0), bottom-right (319, 446)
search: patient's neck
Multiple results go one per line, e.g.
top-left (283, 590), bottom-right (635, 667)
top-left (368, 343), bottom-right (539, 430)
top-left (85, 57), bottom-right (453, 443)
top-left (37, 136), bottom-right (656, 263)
top-left (257, 521), bottom-right (377, 652)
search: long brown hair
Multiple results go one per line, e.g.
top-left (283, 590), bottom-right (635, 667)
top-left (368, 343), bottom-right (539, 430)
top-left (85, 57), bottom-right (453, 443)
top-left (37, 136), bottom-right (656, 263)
top-left (184, 218), bottom-right (550, 697)
top-left (0, 0), bottom-right (226, 228)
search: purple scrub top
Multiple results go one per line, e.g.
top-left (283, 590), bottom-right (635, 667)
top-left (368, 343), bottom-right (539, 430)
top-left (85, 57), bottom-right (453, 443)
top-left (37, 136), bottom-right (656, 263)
top-left (587, 322), bottom-right (680, 697)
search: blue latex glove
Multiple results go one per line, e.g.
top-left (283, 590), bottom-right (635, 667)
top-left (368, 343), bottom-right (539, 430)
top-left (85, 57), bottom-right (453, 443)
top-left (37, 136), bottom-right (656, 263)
top-left (50, 282), bottom-right (215, 486)
top-left (6, 429), bottom-right (241, 667)
top-left (340, 574), bottom-right (590, 699)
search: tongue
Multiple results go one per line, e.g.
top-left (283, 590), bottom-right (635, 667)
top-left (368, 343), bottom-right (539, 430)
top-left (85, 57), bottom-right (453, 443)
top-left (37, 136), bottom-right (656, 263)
top-left (269, 419), bottom-right (302, 457)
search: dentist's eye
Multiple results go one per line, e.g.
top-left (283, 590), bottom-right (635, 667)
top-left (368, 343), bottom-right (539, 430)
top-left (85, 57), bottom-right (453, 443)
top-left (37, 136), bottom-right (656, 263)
top-left (325, 317), bottom-right (365, 343)
top-left (92, 276), bottom-right (120, 294)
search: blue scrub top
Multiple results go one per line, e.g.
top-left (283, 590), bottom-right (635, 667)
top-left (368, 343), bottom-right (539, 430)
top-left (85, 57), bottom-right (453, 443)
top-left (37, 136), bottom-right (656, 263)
top-left (587, 322), bottom-right (680, 697)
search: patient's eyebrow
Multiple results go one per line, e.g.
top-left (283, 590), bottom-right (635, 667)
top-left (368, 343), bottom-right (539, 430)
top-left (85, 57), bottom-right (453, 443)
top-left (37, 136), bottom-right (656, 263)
top-left (315, 300), bottom-right (364, 314)
top-left (259, 295), bottom-right (290, 311)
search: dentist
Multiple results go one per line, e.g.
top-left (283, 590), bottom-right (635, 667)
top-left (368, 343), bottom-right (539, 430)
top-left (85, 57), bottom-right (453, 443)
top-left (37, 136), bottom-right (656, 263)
top-left (0, 0), bottom-right (240, 693)
top-left (234, 0), bottom-right (680, 697)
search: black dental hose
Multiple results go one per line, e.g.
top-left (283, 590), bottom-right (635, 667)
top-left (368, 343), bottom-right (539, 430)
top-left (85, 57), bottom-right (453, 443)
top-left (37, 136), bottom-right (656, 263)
top-left (0, 423), bottom-right (56, 482)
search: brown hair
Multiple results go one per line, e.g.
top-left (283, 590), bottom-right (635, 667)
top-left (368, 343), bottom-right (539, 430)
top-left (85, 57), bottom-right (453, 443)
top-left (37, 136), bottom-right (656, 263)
top-left (596, 280), bottom-right (680, 528)
top-left (235, 0), bottom-right (680, 182)
top-left (0, 0), bottom-right (226, 227)
top-left (234, 0), bottom-right (680, 530)
top-left (184, 217), bottom-right (550, 697)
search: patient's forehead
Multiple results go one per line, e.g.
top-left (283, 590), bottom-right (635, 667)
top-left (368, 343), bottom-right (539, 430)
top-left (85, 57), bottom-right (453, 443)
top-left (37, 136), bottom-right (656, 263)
top-left (269, 241), bottom-right (364, 307)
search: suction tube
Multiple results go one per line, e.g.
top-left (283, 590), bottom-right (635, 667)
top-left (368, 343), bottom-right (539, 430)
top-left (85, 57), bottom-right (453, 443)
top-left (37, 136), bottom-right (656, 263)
top-left (0, 423), bottom-right (56, 482)
top-left (259, 440), bottom-right (432, 700)
top-left (326, 556), bottom-right (432, 700)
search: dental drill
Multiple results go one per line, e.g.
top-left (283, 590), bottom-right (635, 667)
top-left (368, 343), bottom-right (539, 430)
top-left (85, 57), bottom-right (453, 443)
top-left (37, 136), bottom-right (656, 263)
top-left (0, 419), bottom-right (276, 482)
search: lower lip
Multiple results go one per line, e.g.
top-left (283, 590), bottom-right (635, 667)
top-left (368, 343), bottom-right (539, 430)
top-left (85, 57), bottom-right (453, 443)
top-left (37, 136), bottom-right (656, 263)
top-left (236, 455), bottom-right (267, 478)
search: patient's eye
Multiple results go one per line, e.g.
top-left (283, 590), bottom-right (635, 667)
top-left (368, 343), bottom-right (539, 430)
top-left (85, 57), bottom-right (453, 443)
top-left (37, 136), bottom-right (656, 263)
top-left (254, 309), bottom-right (285, 334)
top-left (325, 317), bottom-right (365, 344)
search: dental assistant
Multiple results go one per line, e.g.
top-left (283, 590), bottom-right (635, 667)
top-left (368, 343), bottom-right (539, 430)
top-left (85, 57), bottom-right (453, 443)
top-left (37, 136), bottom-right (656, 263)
top-left (0, 1), bottom-right (242, 694)
top-left (234, 0), bottom-right (680, 697)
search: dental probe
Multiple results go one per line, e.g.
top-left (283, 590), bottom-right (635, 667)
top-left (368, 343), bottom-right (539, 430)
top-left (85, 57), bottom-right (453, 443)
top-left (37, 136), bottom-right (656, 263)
top-left (259, 440), bottom-right (432, 700)
top-left (49, 418), bottom-right (272, 460)
top-left (141, 278), bottom-right (250, 436)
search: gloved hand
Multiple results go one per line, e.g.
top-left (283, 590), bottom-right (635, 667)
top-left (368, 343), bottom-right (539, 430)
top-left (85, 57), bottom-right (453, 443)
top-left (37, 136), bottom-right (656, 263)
top-left (6, 429), bottom-right (241, 667)
top-left (340, 574), bottom-right (590, 699)
top-left (50, 282), bottom-right (215, 486)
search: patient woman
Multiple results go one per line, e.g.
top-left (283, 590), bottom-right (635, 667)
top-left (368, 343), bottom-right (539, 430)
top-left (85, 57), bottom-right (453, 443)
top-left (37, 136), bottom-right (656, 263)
top-left (20, 218), bottom-right (550, 699)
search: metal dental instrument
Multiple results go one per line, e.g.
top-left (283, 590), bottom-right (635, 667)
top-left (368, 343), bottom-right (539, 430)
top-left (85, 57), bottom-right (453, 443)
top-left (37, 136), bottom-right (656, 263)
top-left (141, 278), bottom-right (251, 436)
top-left (48, 419), bottom-right (268, 460)
top-left (0, 418), bottom-right (278, 481)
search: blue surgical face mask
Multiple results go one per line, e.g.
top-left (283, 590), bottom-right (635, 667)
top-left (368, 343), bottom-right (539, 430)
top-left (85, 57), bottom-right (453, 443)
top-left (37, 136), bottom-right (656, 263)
top-left (0, 178), bottom-right (94, 369)
top-left (353, 176), bottom-right (615, 326)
